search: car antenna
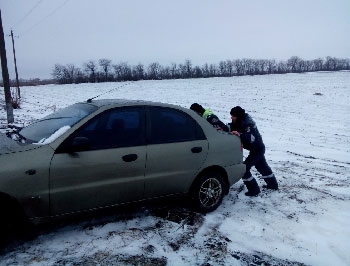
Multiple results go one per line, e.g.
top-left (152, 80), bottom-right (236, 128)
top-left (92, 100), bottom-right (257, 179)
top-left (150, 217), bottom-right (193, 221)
top-left (87, 82), bottom-right (133, 103)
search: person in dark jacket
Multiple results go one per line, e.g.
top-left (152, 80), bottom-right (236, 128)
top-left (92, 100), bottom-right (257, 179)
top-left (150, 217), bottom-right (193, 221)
top-left (229, 106), bottom-right (278, 196)
top-left (190, 103), bottom-right (229, 132)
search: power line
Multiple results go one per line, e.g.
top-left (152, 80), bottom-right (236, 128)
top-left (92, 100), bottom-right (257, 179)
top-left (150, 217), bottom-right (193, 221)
top-left (13, 0), bottom-right (44, 28)
top-left (20, 0), bottom-right (71, 36)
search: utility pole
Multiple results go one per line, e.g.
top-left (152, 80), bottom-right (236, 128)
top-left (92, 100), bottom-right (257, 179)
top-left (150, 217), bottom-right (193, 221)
top-left (10, 29), bottom-right (20, 98)
top-left (0, 9), bottom-right (14, 124)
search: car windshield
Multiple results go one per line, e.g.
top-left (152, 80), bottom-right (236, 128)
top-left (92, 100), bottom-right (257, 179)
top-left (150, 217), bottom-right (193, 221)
top-left (20, 103), bottom-right (98, 143)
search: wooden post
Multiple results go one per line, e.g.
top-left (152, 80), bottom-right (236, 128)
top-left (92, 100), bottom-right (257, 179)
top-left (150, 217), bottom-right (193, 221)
top-left (0, 9), bottom-right (14, 124)
top-left (10, 29), bottom-right (20, 98)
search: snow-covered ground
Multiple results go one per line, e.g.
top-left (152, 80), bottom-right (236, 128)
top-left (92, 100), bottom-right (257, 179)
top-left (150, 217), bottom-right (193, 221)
top-left (0, 71), bottom-right (349, 266)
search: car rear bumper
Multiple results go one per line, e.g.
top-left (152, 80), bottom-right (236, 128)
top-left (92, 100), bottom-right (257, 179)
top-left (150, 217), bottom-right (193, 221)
top-left (226, 163), bottom-right (246, 186)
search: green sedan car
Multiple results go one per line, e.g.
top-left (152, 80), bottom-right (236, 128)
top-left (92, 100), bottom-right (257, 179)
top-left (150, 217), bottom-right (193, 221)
top-left (0, 99), bottom-right (245, 237)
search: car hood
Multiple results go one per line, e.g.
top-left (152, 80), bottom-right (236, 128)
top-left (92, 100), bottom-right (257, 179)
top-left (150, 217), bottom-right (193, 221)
top-left (0, 132), bottom-right (38, 155)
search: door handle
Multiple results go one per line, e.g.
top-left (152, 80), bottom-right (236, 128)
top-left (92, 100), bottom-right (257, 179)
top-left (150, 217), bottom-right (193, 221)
top-left (191, 147), bottom-right (202, 153)
top-left (122, 154), bottom-right (138, 162)
top-left (25, 169), bottom-right (36, 175)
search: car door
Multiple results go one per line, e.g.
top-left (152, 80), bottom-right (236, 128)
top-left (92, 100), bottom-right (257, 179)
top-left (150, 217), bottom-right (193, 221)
top-left (49, 106), bottom-right (146, 216)
top-left (144, 106), bottom-right (208, 198)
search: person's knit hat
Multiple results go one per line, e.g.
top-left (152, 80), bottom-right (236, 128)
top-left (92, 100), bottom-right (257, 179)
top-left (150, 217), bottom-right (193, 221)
top-left (230, 106), bottom-right (245, 119)
top-left (190, 103), bottom-right (205, 115)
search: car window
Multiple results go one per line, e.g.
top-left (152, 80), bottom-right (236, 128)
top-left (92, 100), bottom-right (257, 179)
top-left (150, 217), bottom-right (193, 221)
top-left (59, 107), bottom-right (145, 151)
top-left (148, 106), bottom-right (206, 144)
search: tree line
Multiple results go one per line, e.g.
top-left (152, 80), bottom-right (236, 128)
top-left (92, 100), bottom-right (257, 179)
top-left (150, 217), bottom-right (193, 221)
top-left (52, 56), bottom-right (350, 84)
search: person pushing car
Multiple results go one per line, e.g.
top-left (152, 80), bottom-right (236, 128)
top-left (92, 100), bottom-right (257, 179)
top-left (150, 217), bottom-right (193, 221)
top-left (190, 103), bottom-right (229, 132)
top-left (229, 106), bottom-right (278, 196)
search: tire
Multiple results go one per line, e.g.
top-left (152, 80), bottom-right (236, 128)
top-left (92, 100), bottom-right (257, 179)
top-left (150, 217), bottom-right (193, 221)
top-left (0, 208), bottom-right (13, 249)
top-left (192, 170), bottom-right (226, 213)
top-left (0, 199), bottom-right (32, 249)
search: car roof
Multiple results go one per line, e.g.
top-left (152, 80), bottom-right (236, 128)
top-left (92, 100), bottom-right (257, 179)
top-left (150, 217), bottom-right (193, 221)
top-left (83, 99), bottom-right (183, 109)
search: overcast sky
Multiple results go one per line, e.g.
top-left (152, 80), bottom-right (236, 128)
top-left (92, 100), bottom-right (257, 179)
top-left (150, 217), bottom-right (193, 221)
top-left (1, 0), bottom-right (349, 79)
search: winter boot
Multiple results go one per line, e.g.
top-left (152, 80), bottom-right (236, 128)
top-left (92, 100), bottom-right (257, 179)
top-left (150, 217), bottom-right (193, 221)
top-left (243, 177), bottom-right (260, 197)
top-left (262, 174), bottom-right (278, 190)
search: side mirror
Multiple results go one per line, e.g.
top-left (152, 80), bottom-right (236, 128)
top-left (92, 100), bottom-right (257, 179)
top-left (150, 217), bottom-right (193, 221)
top-left (70, 137), bottom-right (90, 152)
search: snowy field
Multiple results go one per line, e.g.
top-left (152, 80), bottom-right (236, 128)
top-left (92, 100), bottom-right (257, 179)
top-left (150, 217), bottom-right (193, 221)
top-left (0, 71), bottom-right (349, 266)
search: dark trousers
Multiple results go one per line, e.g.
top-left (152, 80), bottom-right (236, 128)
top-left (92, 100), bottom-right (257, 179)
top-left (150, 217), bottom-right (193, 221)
top-left (243, 151), bottom-right (273, 180)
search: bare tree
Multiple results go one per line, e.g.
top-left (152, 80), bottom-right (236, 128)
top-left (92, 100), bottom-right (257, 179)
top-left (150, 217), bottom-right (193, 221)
top-left (267, 59), bottom-right (276, 74)
top-left (219, 61), bottom-right (227, 77)
top-left (255, 59), bottom-right (267, 75)
top-left (65, 64), bottom-right (78, 83)
top-left (160, 66), bottom-right (171, 79)
top-left (170, 63), bottom-right (179, 79)
top-left (84, 60), bottom-right (97, 82)
top-left (184, 59), bottom-right (193, 78)
top-left (192, 66), bottom-right (202, 78)
top-left (209, 64), bottom-right (217, 77)
top-left (226, 60), bottom-right (234, 76)
top-left (242, 58), bottom-right (254, 75)
top-left (52, 64), bottom-right (65, 83)
top-left (178, 64), bottom-right (186, 79)
top-left (202, 63), bottom-right (210, 78)
top-left (303, 60), bottom-right (313, 72)
top-left (313, 58), bottom-right (323, 71)
top-left (113, 62), bottom-right (132, 81)
top-left (51, 55), bottom-right (350, 85)
top-left (147, 62), bottom-right (161, 79)
top-left (133, 63), bottom-right (144, 80)
top-left (324, 56), bottom-right (340, 71)
top-left (287, 56), bottom-right (303, 73)
top-left (52, 64), bottom-right (78, 84)
top-left (233, 59), bottom-right (243, 76)
top-left (99, 58), bottom-right (112, 81)
top-left (277, 61), bottom-right (288, 73)
top-left (75, 67), bottom-right (85, 83)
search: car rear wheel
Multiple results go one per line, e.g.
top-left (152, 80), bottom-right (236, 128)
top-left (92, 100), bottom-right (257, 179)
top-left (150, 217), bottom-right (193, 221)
top-left (192, 171), bottom-right (226, 213)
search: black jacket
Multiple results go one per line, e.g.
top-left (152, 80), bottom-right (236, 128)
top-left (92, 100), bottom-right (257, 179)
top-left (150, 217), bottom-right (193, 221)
top-left (229, 113), bottom-right (265, 152)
